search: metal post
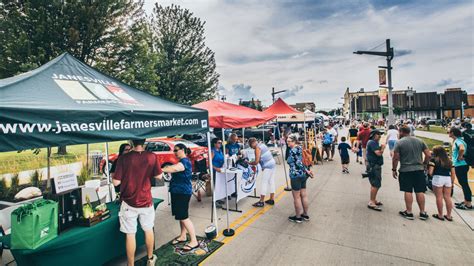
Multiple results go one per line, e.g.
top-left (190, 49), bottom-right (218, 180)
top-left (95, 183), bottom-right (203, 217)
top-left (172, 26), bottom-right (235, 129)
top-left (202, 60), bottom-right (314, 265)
top-left (461, 101), bottom-right (465, 118)
top-left (386, 39), bottom-right (394, 126)
top-left (46, 147), bottom-right (51, 190)
top-left (206, 132), bottom-right (218, 236)
top-left (221, 129), bottom-right (234, 237)
top-left (354, 96), bottom-right (358, 120)
top-left (105, 142), bottom-right (113, 202)
top-left (242, 128), bottom-right (245, 149)
top-left (303, 113), bottom-right (307, 149)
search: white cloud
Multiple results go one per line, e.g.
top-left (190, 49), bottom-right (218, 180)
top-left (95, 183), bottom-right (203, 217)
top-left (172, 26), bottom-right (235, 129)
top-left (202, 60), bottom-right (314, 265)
top-left (144, 0), bottom-right (474, 108)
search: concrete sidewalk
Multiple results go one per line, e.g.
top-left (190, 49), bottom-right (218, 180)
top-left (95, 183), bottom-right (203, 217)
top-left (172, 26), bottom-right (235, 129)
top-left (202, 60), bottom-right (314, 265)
top-left (204, 140), bottom-right (474, 265)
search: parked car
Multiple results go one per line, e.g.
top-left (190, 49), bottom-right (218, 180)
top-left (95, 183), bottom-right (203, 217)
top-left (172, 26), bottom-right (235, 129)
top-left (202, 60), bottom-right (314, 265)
top-left (232, 125), bottom-right (275, 143)
top-left (181, 133), bottom-right (217, 147)
top-left (101, 138), bottom-right (208, 181)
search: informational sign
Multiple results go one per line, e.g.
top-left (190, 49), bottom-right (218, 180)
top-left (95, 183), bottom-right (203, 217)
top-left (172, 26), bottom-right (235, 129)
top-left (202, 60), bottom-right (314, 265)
top-left (379, 69), bottom-right (387, 86)
top-left (236, 164), bottom-right (260, 202)
top-left (53, 172), bottom-right (79, 194)
top-left (379, 88), bottom-right (388, 106)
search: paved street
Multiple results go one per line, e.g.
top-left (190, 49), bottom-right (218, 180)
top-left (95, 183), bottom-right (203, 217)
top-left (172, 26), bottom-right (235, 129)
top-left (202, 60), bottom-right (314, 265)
top-left (129, 128), bottom-right (473, 265)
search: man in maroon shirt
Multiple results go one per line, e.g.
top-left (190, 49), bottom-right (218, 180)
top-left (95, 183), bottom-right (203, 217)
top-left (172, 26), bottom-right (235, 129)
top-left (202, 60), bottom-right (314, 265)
top-left (113, 139), bottom-right (162, 266)
top-left (357, 122), bottom-right (371, 166)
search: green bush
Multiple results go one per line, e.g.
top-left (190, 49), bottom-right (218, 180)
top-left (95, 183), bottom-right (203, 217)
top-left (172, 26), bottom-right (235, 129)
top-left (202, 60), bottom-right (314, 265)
top-left (0, 178), bottom-right (7, 199)
top-left (77, 166), bottom-right (91, 186)
top-left (8, 173), bottom-right (20, 198)
top-left (31, 170), bottom-right (41, 187)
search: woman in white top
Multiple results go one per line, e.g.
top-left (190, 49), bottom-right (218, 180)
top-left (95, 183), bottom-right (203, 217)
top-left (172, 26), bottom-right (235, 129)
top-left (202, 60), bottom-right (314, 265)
top-left (385, 124), bottom-right (399, 158)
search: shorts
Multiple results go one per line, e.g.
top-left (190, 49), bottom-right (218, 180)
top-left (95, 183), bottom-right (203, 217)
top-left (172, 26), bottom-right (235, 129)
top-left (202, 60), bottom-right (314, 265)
top-left (388, 140), bottom-right (397, 151)
top-left (341, 156), bottom-right (350, 164)
top-left (322, 143), bottom-right (331, 149)
top-left (171, 193), bottom-right (191, 220)
top-left (291, 176), bottom-right (307, 191)
top-left (432, 175), bottom-right (452, 187)
top-left (368, 164), bottom-right (382, 188)
top-left (399, 170), bottom-right (427, 193)
top-left (350, 137), bottom-right (357, 145)
top-left (119, 201), bottom-right (155, 234)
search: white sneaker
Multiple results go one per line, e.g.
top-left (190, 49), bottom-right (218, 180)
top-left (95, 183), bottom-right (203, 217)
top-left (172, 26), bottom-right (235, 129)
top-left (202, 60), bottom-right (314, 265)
top-left (147, 254), bottom-right (157, 266)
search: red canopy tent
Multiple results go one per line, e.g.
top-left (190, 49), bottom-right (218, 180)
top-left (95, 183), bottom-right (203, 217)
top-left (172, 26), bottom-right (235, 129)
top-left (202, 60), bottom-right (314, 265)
top-left (193, 99), bottom-right (275, 128)
top-left (193, 99), bottom-right (276, 237)
top-left (263, 98), bottom-right (302, 116)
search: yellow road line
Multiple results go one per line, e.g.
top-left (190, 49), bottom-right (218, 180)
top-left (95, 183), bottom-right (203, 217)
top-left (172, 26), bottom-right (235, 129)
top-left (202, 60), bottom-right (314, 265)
top-left (199, 185), bottom-right (289, 265)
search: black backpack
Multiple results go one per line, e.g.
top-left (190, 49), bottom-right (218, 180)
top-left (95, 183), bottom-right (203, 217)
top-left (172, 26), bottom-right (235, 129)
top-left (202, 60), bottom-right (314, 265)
top-left (463, 130), bottom-right (474, 167)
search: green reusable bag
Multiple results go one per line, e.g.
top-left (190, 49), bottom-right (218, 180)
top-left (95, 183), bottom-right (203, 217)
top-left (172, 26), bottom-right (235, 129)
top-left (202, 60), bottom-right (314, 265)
top-left (11, 199), bottom-right (58, 249)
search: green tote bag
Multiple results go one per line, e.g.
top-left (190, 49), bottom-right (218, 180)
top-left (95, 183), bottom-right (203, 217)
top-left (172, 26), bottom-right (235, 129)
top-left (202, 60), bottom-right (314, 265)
top-left (11, 199), bottom-right (58, 249)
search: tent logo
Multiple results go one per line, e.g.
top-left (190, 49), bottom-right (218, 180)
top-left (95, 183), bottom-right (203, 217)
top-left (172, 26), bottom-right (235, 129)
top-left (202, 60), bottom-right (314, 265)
top-left (52, 74), bottom-right (140, 105)
top-left (201, 120), bottom-right (208, 128)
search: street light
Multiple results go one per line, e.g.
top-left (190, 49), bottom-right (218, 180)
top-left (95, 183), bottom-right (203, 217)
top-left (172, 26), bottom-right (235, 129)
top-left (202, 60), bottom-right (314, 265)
top-left (354, 39), bottom-right (395, 125)
top-left (271, 87), bottom-right (287, 103)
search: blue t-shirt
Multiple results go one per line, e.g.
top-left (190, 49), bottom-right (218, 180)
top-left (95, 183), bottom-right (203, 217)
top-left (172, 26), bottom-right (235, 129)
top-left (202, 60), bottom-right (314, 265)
top-left (338, 142), bottom-right (351, 159)
top-left (169, 158), bottom-right (193, 195)
top-left (453, 138), bottom-right (468, 167)
top-left (212, 147), bottom-right (224, 168)
top-left (366, 140), bottom-right (383, 165)
top-left (226, 142), bottom-right (241, 156)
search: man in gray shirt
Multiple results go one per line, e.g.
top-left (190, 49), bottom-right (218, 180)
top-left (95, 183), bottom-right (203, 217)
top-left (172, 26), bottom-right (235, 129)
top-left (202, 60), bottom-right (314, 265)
top-left (392, 126), bottom-right (431, 220)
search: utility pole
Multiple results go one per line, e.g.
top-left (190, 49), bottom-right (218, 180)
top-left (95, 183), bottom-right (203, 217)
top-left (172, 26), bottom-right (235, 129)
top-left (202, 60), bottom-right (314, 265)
top-left (354, 39), bottom-right (395, 125)
top-left (271, 87), bottom-right (287, 103)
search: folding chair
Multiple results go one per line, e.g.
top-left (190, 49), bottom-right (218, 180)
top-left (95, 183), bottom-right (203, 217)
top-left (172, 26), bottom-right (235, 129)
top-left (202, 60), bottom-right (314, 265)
top-left (192, 158), bottom-right (209, 202)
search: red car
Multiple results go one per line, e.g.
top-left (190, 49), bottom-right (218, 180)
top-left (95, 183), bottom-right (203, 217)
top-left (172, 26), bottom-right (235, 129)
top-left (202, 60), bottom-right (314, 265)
top-left (101, 138), bottom-right (208, 181)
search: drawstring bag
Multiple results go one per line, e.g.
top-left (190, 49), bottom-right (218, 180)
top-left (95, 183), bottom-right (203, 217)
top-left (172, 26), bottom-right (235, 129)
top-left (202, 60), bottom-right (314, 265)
top-left (11, 199), bottom-right (58, 249)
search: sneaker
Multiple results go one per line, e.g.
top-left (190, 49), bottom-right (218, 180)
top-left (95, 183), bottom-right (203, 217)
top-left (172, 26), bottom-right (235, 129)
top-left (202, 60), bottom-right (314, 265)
top-left (419, 212), bottom-right (429, 220)
top-left (301, 214), bottom-right (310, 221)
top-left (359, 161), bottom-right (363, 165)
top-left (147, 254), bottom-right (157, 266)
top-left (399, 210), bottom-right (414, 220)
top-left (456, 203), bottom-right (473, 210)
top-left (288, 216), bottom-right (303, 223)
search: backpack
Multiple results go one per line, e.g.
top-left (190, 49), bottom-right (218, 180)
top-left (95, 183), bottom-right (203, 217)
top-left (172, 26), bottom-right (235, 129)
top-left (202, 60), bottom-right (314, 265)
top-left (302, 148), bottom-right (313, 167)
top-left (323, 133), bottom-right (332, 145)
top-left (463, 130), bottom-right (474, 167)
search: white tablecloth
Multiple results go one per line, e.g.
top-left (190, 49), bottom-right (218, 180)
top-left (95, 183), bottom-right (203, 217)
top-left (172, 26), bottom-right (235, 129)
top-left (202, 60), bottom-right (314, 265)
top-left (214, 169), bottom-right (242, 201)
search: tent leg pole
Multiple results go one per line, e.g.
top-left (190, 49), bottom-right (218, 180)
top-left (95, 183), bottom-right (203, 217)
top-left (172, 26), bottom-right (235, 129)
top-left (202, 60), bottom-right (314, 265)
top-left (105, 142), bottom-right (113, 202)
top-left (47, 147), bottom-right (51, 190)
top-left (277, 122), bottom-right (291, 191)
top-left (207, 132), bottom-right (218, 235)
top-left (222, 129), bottom-right (234, 237)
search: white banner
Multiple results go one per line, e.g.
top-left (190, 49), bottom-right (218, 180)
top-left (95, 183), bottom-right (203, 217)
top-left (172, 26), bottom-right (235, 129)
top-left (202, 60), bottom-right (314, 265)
top-left (236, 165), bottom-right (260, 202)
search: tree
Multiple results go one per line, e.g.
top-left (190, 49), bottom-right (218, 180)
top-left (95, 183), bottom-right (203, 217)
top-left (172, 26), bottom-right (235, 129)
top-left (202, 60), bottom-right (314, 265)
top-left (151, 4), bottom-right (219, 105)
top-left (0, 0), bottom-right (145, 154)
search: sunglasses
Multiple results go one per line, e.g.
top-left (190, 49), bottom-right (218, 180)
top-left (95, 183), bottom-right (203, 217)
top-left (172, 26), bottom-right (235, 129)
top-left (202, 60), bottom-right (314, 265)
top-left (173, 149), bottom-right (180, 153)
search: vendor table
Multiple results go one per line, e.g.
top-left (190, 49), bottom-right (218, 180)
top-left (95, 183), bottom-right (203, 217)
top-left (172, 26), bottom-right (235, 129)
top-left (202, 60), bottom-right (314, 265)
top-left (1, 198), bottom-right (163, 266)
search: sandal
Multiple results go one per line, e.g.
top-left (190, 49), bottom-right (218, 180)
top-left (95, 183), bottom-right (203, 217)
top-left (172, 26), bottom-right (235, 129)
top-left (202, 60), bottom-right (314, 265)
top-left (181, 243), bottom-right (200, 252)
top-left (443, 215), bottom-right (453, 222)
top-left (432, 214), bottom-right (445, 221)
top-left (375, 201), bottom-right (383, 206)
top-left (367, 205), bottom-right (382, 211)
top-left (264, 199), bottom-right (275, 205)
top-left (171, 237), bottom-right (187, 245)
top-left (253, 201), bottom-right (264, 207)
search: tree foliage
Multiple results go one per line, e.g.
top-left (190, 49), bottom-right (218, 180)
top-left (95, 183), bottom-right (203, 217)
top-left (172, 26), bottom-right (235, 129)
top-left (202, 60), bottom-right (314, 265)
top-left (151, 4), bottom-right (219, 105)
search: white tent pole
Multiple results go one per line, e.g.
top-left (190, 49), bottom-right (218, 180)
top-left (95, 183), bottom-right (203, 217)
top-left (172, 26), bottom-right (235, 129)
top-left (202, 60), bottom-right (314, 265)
top-left (222, 129), bottom-right (234, 236)
top-left (242, 128), bottom-right (245, 149)
top-left (206, 131), bottom-right (218, 236)
top-left (303, 113), bottom-right (307, 149)
top-left (105, 142), bottom-right (113, 202)
top-left (262, 126), bottom-right (265, 144)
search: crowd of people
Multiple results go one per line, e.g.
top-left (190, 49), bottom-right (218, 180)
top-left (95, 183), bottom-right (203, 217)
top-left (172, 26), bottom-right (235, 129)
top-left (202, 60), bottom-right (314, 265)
top-left (105, 116), bottom-right (474, 265)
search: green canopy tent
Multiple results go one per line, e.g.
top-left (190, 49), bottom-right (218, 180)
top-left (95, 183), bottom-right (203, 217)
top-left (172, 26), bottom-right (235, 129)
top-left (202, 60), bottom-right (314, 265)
top-left (0, 53), bottom-right (209, 152)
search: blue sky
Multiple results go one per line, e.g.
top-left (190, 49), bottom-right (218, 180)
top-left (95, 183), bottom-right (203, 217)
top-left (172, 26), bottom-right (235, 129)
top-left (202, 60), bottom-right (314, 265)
top-left (145, 0), bottom-right (473, 109)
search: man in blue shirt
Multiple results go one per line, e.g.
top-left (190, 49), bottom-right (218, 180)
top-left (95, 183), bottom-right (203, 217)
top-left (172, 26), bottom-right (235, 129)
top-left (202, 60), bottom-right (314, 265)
top-left (226, 133), bottom-right (241, 157)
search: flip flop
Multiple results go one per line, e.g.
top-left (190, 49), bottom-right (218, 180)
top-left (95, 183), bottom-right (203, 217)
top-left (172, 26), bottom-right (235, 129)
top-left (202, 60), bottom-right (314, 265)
top-left (432, 214), bottom-right (445, 221)
top-left (181, 243), bottom-right (200, 252)
top-left (367, 205), bottom-right (382, 211)
top-left (443, 215), bottom-right (453, 222)
top-left (253, 201), bottom-right (264, 207)
top-left (171, 238), bottom-right (187, 245)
